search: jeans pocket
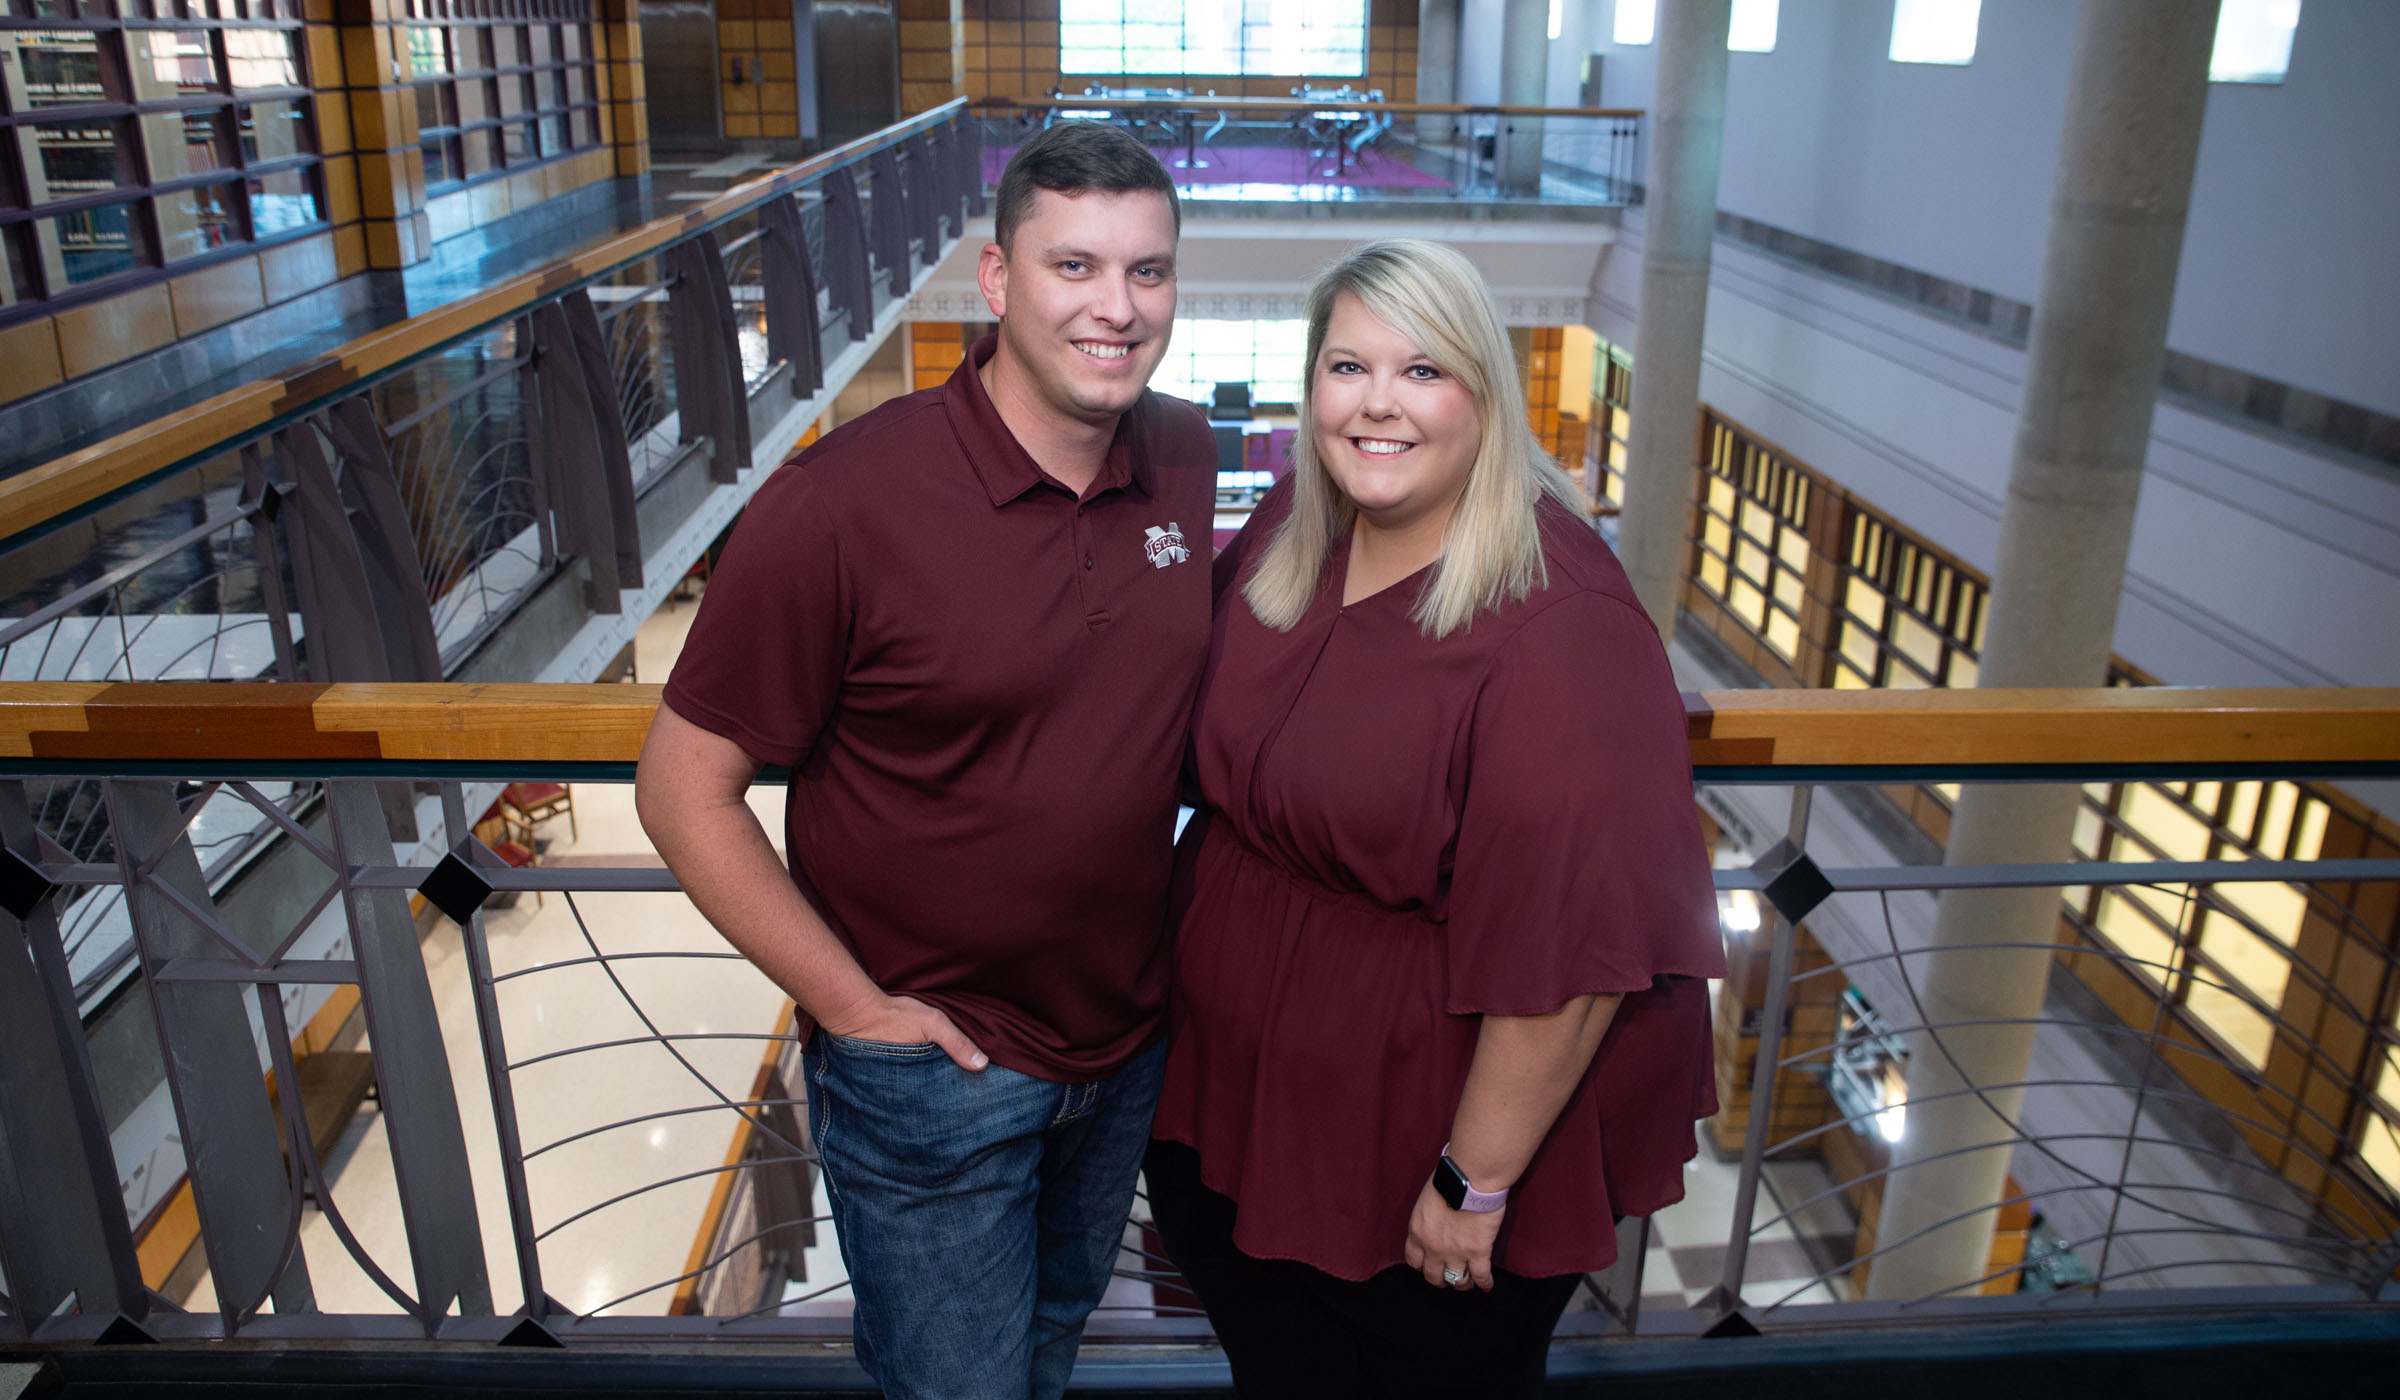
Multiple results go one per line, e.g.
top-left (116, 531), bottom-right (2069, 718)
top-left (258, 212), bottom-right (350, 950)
top-left (823, 1031), bottom-right (943, 1060)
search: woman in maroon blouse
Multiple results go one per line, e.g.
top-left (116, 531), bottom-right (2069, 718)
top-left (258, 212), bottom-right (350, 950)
top-left (1144, 239), bottom-right (1726, 1397)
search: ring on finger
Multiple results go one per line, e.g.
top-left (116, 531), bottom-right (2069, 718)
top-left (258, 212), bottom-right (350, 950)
top-left (1441, 1267), bottom-right (1467, 1286)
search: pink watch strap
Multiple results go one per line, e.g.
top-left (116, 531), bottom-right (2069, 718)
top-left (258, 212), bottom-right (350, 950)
top-left (1441, 1142), bottom-right (1510, 1212)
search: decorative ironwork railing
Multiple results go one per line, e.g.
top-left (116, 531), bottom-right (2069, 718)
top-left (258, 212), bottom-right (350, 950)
top-left (0, 684), bottom-right (2392, 1363)
top-left (1669, 405), bottom-right (2400, 1239)
top-left (0, 103), bottom-right (981, 1016)
top-left (0, 98), bottom-right (981, 688)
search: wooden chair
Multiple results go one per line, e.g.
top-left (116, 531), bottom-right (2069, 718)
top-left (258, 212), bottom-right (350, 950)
top-left (489, 833), bottom-right (544, 910)
top-left (472, 799), bottom-right (545, 909)
top-left (502, 781), bottom-right (576, 840)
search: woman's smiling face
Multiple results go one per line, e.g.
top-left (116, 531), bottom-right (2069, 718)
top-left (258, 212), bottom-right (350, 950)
top-left (1310, 290), bottom-right (1483, 537)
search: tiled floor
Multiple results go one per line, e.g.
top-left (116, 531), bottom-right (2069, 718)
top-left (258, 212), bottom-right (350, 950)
top-left (1638, 1150), bottom-right (1852, 1318)
top-left (182, 599), bottom-right (798, 1318)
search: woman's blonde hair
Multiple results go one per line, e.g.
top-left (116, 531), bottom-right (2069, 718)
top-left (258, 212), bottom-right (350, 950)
top-left (1242, 238), bottom-right (1579, 640)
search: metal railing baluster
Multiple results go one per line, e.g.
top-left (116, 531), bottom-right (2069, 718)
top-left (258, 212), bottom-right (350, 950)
top-left (1714, 783), bottom-right (1815, 1317)
top-left (437, 782), bottom-right (555, 1326)
top-left (324, 781), bottom-right (494, 1325)
top-left (0, 780), bottom-right (147, 1335)
top-left (108, 780), bottom-right (316, 1333)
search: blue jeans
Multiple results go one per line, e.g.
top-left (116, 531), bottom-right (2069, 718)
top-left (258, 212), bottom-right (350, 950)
top-left (805, 1032), bottom-right (1167, 1400)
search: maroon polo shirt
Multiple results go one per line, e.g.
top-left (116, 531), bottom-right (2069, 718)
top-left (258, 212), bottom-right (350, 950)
top-left (663, 334), bottom-right (1217, 1080)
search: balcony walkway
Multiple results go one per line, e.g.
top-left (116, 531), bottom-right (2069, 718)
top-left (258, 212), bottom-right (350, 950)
top-left (0, 155), bottom-right (832, 487)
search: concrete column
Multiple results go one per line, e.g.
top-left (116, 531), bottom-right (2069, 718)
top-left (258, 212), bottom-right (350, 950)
top-left (1614, 0), bottom-right (1731, 633)
top-left (1494, 0), bottom-right (1550, 194)
top-left (1865, 0), bottom-right (2220, 1303)
top-left (1415, 0), bottom-right (1462, 149)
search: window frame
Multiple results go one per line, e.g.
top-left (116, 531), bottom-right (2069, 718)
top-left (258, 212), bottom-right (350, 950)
top-left (402, 3), bottom-right (604, 198)
top-left (1058, 2), bottom-right (1370, 81)
top-left (1, 6), bottom-right (324, 320)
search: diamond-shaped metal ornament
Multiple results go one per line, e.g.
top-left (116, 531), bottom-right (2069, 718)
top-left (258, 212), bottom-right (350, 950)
top-left (418, 843), bottom-right (495, 926)
top-left (94, 1314), bottom-right (157, 1346)
top-left (498, 1314), bottom-right (565, 1349)
top-left (0, 846), bottom-right (59, 922)
top-left (1700, 1306), bottom-right (1760, 1339)
top-left (1749, 837), bottom-right (1834, 927)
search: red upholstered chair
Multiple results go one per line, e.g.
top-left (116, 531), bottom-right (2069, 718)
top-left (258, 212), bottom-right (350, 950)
top-left (489, 836), bottom-right (544, 910)
top-left (502, 781), bottom-right (576, 840)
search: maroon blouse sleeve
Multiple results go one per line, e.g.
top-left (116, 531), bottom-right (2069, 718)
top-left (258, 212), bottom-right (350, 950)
top-left (1444, 591), bottom-right (1722, 1015)
top-left (659, 465), bottom-right (849, 769)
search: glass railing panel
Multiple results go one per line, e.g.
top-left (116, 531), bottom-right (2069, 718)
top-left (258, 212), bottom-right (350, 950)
top-left (974, 98), bottom-right (1641, 209)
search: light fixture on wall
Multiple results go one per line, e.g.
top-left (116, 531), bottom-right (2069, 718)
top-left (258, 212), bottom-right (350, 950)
top-left (1889, 0), bottom-right (1982, 66)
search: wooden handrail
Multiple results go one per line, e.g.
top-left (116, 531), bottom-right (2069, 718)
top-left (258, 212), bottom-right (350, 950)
top-left (3, 682), bottom-right (2395, 772)
top-left (0, 99), bottom-right (971, 546)
top-left (982, 96), bottom-right (1645, 120)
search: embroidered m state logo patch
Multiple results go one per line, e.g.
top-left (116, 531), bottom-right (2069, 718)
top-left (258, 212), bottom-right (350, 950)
top-left (1142, 523), bottom-right (1192, 569)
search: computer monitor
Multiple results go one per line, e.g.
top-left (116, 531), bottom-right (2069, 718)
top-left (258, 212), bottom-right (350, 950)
top-left (1210, 381), bottom-right (1254, 420)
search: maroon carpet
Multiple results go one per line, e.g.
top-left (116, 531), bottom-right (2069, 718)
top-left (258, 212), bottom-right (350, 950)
top-left (980, 142), bottom-right (1452, 192)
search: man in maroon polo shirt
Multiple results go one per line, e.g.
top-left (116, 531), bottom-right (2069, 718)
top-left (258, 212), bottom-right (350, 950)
top-left (636, 122), bottom-right (1213, 1399)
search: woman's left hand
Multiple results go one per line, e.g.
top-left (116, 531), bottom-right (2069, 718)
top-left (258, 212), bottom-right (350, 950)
top-left (1404, 1178), bottom-right (1504, 1291)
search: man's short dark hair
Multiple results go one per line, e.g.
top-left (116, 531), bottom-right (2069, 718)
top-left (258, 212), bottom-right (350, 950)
top-left (992, 120), bottom-right (1181, 251)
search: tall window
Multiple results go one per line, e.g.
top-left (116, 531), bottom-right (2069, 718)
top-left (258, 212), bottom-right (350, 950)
top-left (2, 5), bottom-right (325, 313)
top-left (405, 1), bottom-right (604, 192)
top-left (2211, 0), bottom-right (2301, 84)
top-left (1147, 318), bottom-right (1308, 407)
top-left (2366, 1023), bottom-right (2399, 1195)
top-left (1888, 0), bottom-right (1980, 66)
top-left (1059, 0), bottom-right (1367, 79)
top-left (1610, 0), bottom-right (1780, 54)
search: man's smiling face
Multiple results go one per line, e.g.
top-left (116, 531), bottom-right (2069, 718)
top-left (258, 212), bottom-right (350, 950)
top-left (977, 187), bottom-right (1179, 428)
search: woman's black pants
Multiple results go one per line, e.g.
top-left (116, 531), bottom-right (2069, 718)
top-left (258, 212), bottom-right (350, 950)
top-left (1143, 1140), bottom-right (1582, 1400)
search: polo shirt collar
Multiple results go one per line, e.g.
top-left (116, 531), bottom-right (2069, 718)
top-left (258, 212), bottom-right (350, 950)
top-left (946, 332), bottom-right (1153, 508)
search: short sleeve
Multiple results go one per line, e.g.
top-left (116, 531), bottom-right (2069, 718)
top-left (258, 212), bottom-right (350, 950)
top-left (660, 465), bottom-right (848, 769)
top-left (1445, 592), bottom-right (1724, 1015)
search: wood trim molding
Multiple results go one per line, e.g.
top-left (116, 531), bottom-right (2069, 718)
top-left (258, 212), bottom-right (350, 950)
top-left (4, 682), bottom-right (2395, 771)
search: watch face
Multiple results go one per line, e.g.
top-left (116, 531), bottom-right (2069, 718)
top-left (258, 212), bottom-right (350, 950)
top-left (1433, 1155), bottom-right (1468, 1211)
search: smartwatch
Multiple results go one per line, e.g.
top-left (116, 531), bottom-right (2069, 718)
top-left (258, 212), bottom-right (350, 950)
top-left (1432, 1145), bottom-right (1510, 1213)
